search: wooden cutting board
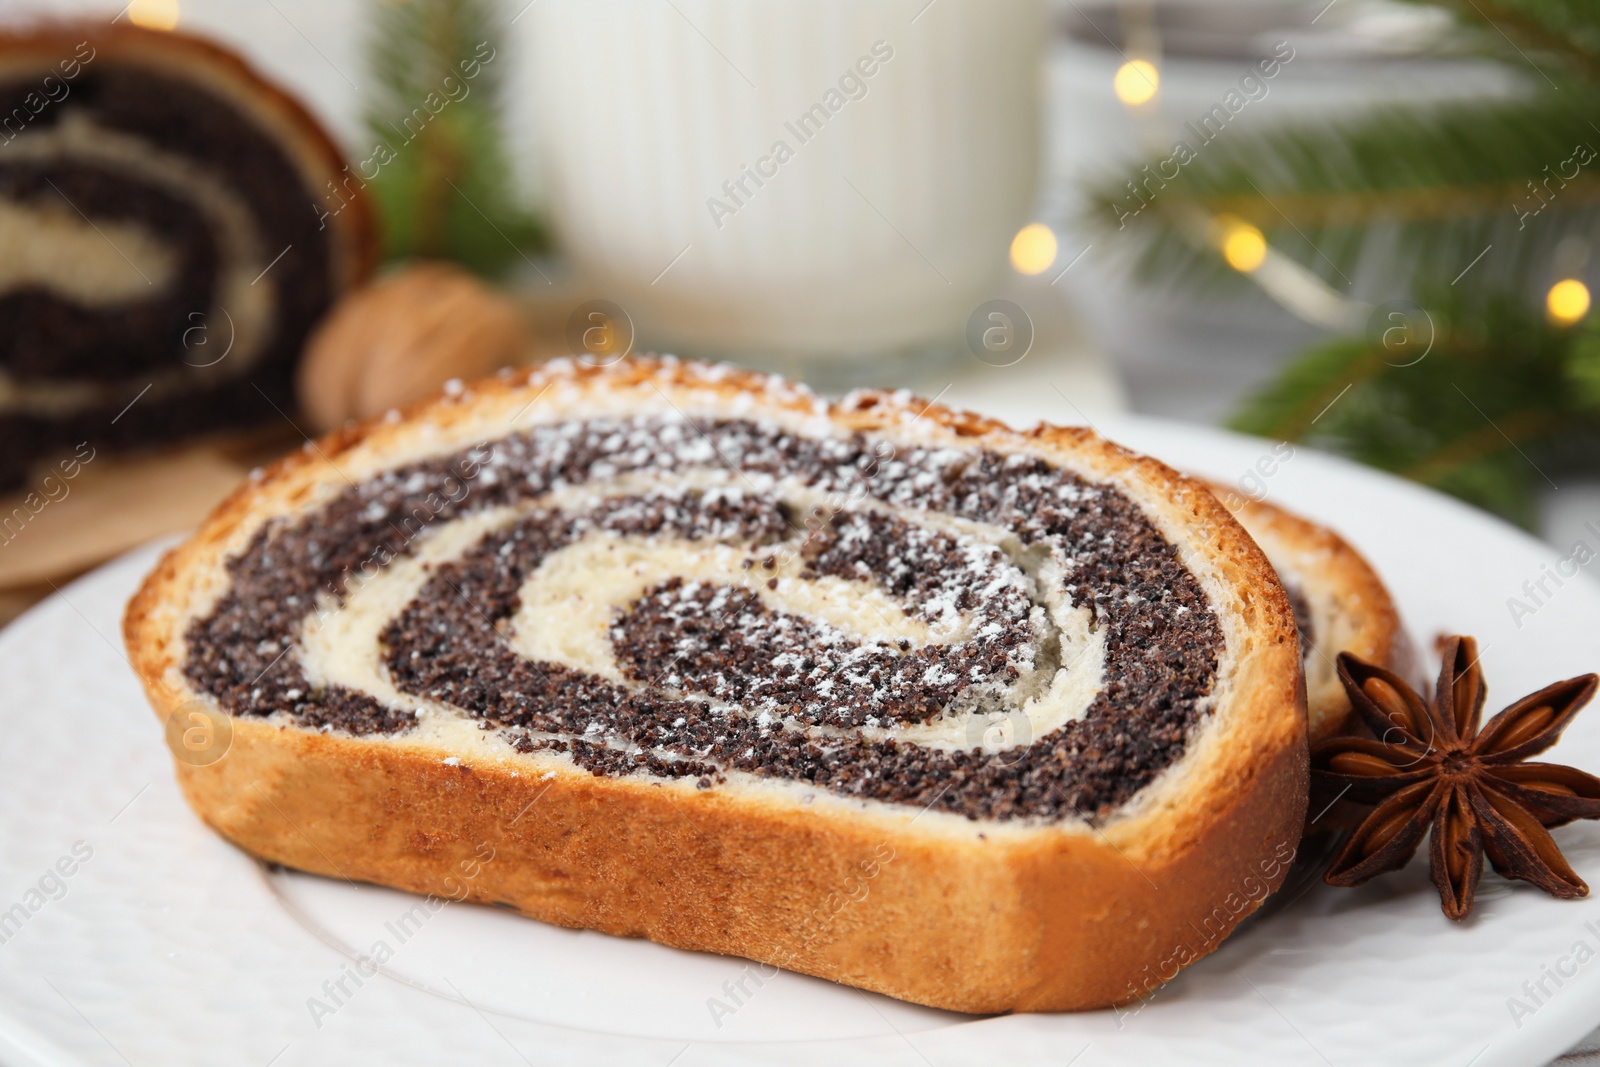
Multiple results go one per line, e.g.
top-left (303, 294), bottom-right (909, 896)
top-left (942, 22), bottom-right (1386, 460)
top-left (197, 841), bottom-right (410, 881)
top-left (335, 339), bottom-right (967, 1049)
top-left (0, 429), bottom-right (298, 627)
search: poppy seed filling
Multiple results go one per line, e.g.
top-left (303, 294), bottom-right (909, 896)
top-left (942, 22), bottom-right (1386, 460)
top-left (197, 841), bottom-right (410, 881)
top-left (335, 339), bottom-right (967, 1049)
top-left (183, 416), bottom-right (1225, 821)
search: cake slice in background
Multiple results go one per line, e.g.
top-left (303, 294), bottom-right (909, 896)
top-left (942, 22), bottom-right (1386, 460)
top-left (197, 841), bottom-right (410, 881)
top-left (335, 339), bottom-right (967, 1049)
top-left (0, 21), bottom-right (376, 491)
top-left (1212, 484), bottom-right (1413, 744)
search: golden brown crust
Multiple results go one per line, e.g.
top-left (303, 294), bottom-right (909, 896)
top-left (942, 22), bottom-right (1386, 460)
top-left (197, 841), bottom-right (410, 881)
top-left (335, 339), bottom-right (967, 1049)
top-left (124, 358), bottom-right (1308, 1013)
top-left (1210, 486), bottom-right (1412, 744)
top-left (0, 21), bottom-right (378, 290)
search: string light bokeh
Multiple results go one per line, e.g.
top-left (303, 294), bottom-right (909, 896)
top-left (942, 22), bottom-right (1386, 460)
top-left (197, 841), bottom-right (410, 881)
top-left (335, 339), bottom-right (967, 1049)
top-left (127, 0), bottom-right (180, 31)
top-left (1112, 59), bottom-right (1159, 107)
top-left (1548, 279), bottom-right (1592, 326)
top-left (1009, 222), bottom-right (1059, 276)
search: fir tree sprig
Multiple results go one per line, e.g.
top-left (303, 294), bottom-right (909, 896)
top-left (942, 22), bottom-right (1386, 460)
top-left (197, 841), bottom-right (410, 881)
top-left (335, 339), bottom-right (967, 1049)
top-left (1086, 95), bottom-right (1600, 305)
top-left (1425, 0), bottom-right (1600, 82)
top-left (1086, 0), bottom-right (1600, 524)
top-left (363, 0), bottom-right (545, 277)
top-left (1230, 291), bottom-right (1597, 525)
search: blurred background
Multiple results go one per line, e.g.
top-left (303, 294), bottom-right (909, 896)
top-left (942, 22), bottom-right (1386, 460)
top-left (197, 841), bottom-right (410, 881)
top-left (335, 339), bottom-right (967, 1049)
top-left (4, 0), bottom-right (1600, 622)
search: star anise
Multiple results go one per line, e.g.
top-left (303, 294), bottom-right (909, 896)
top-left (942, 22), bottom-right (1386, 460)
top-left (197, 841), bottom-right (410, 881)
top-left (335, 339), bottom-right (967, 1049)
top-left (1312, 636), bottom-right (1600, 920)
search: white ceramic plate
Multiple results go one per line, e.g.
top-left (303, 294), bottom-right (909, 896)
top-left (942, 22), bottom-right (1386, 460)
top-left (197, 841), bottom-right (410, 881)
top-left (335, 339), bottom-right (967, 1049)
top-left (3, 415), bottom-right (1600, 1067)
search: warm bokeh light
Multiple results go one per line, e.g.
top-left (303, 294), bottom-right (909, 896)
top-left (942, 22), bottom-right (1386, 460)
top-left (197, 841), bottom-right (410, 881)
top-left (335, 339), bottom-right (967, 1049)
top-left (1547, 278), bottom-right (1591, 325)
top-left (1009, 222), bottom-right (1058, 276)
top-left (128, 0), bottom-right (180, 30)
top-left (1113, 60), bottom-right (1159, 106)
top-left (1220, 219), bottom-right (1268, 273)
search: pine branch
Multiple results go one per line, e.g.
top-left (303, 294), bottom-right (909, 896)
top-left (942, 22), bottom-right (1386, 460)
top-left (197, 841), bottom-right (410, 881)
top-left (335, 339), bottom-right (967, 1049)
top-left (362, 0), bottom-right (546, 277)
top-left (1230, 292), bottom-right (1595, 525)
top-left (1568, 319), bottom-right (1600, 407)
top-left (1094, 0), bottom-right (1600, 523)
top-left (1227, 336), bottom-right (1386, 441)
top-left (1192, 177), bottom-right (1600, 227)
top-left (1083, 94), bottom-right (1600, 301)
top-left (1399, 407), bottom-right (1558, 484)
top-left (1419, 0), bottom-right (1600, 83)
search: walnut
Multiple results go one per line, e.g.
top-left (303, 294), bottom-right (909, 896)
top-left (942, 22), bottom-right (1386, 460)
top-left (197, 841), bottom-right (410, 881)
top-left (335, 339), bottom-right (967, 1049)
top-left (297, 261), bottom-right (528, 432)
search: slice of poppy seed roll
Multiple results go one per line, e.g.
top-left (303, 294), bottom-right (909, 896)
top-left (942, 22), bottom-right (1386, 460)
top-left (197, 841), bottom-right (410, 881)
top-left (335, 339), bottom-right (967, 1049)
top-left (125, 358), bottom-right (1309, 1013)
top-left (0, 22), bottom-right (376, 490)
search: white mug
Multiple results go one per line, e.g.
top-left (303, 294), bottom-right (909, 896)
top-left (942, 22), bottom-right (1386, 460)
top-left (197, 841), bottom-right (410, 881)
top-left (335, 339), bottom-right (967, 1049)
top-left (529, 0), bottom-right (1045, 382)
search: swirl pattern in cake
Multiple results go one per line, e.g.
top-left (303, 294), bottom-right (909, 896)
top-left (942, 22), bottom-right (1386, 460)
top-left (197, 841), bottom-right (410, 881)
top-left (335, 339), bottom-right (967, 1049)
top-left (0, 24), bottom-right (373, 488)
top-left (183, 411), bottom-right (1225, 822)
